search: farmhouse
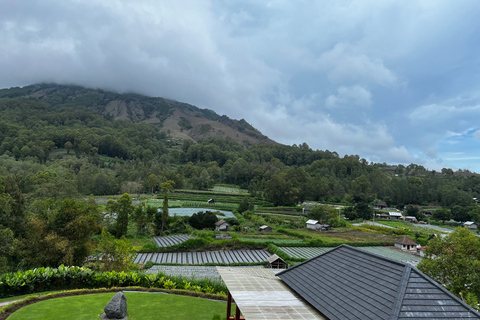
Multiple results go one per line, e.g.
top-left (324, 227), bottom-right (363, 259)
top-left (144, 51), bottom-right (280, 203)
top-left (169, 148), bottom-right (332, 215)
top-left (215, 219), bottom-right (230, 231)
top-left (218, 245), bottom-right (480, 319)
top-left (394, 236), bottom-right (418, 252)
top-left (258, 225), bottom-right (272, 232)
top-left (388, 212), bottom-right (402, 219)
top-left (465, 221), bottom-right (478, 229)
top-left (405, 216), bottom-right (418, 223)
top-left (373, 201), bottom-right (387, 210)
top-left (306, 219), bottom-right (320, 229)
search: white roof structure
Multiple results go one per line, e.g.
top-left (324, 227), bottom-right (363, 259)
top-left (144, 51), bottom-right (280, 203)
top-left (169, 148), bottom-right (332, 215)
top-left (405, 216), bottom-right (417, 219)
top-left (465, 221), bottom-right (476, 226)
top-left (306, 219), bottom-right (319, 224)
top-left (388, 212), bottom-right (402, 217)
top-left (217, 267), bottom-right (325, 320)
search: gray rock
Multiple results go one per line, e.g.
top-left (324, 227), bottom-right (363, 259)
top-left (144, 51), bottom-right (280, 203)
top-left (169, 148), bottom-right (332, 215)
top-left (101, 292), bottom-right (128, 319)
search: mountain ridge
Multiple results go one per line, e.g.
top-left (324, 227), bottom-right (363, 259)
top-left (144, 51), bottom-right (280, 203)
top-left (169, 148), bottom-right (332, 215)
top-left (0, 83), bottom-right (277, 146)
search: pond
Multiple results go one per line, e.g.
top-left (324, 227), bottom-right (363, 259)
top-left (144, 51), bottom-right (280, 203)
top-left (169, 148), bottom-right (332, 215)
top-left (159, 208), bottom-right (236, 218)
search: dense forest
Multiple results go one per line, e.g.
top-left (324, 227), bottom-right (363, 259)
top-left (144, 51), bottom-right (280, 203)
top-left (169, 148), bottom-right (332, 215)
top-left (0, 95), bottom-right (478, 208)
top-left (0, 86), bottom-right (479, 272)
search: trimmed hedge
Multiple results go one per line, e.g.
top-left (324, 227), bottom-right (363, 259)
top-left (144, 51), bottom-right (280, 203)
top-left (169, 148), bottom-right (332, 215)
top-left (0, 265), bottom-right (226, 299)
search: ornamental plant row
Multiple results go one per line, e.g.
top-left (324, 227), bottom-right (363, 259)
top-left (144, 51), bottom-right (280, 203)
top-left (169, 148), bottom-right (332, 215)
top-left (0, 265), bottom-right (225, 298)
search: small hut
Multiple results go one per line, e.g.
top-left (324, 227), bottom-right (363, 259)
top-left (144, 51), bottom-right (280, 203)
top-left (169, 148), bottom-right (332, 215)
top-left (465, 221), bottom-right (478, 229)
top-left (215, 219), bottom-right (230, 231)
top-left (306, 219), bottom-right (320, 229)
top-left (258, 225), bottom-right (273, 232)
top-left (394, 236), bottom-right (418, 252)
top-left (265, 254), bottom-right (288, 269)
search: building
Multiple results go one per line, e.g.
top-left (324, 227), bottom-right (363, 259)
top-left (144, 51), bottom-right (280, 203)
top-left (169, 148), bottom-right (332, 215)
top-left (258, 225), bottom-right (272, 232)
top-left (405, 216), bottom-right (418, 223)
top-left (374, 201), bottom-right (388, 210)
top-left (388, 212), bottom-right (403, 219)
top-left (306, 219), bottom-right (320, 229)
top-left (394, 236), bottom-right (418, 252)
top-left (465, 221), bottom-right (478, 229)
top-left (215, 219), bottom-right (230, 231)
top-left (218, 245), bottom-right (480, 319)
top-left (265, 254), bottom-right (287, 269)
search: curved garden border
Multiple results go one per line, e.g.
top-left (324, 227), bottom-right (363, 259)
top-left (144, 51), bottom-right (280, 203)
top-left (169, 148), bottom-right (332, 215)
top-left (0, 287), bottom-right (227, 320)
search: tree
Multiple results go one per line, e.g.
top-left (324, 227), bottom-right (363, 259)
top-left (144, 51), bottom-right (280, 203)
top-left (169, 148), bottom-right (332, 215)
top-left (92, 229), bottom-right (135, 271)
top-left (343, 206), bottom-right (357, 220)
top-left (451, 205), bottom-right (470, 222)
top-left (405, 205), bottom-right (423, 221)
top-left (115, 193), bottom-right (134, 238)
top-left (64, 141), bottom-right (73, 154)
top-left (307, 205), bottom-right (336, 223)
top-left (157, 180), bottom-right (175, 236)
top-left (432, 208), bottom-right (452, 223)
top-left (238, 197), bottom-right (254, 214)
top-left (418, 227), bottom-right (480, 309)
top-left (147, 174), bottom-right (158, 194)
top-left (188, 211), bottom-right (218, 230)
top-left (355, 202), bottom-right (372, 220)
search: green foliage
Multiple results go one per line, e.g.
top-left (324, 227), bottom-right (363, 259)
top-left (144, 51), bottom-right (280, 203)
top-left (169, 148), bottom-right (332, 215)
top-left (0, 265), bottom-right (227, 299)
top-left (92, 229), bottom-right (135, 271)
top-left (188, 211), bottom-right (218, 230)
top-left (237, 197), bottom-right (254, 214)
top-left (109, 193), bottom-right (135, 238)
top-left (307, 205), bottom-right (337, 224)
top-left (418, 227), bottom-right (480, 310)
top-left (18, 198), bottom-right (100, 268)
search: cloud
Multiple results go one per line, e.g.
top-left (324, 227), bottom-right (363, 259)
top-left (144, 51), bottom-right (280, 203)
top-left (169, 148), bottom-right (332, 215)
top-left (315, 43), bottom-right (397, 86)
top-left (2, 0), bottom-right (480, 172)
top-left (325, 85), bottom-right (372, 109)
top-left (250, 103), bottom-right (412, 164)
top-left (474, 130), bottom-right (480, 141)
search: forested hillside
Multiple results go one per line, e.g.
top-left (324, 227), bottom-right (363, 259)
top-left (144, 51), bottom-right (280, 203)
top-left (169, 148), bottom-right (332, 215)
top-left (0, 85), bottom-right (478, 209)
top-left (0, 83), bottom-right (274, 145)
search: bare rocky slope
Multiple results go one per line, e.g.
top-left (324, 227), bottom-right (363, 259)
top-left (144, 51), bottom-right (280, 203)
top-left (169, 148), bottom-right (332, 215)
top-left (0, 83), bottom-right (277, 145)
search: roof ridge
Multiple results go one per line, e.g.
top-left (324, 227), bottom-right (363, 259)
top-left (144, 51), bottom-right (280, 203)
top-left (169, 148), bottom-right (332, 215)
top-left (276, 244), bottom-right (407, 277)
top-left (409, 268), bottom-right (480, 317)
top-left (389, 265), bottom-right (411, 320)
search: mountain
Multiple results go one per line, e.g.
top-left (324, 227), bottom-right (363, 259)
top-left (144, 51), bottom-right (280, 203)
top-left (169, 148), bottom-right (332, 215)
top-left (0, 83), bottom-right (276, 145)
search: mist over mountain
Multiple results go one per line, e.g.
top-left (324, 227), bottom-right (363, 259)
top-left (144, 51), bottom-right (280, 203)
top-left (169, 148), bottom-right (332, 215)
top-left (0, 83), bottom-right (276, 146)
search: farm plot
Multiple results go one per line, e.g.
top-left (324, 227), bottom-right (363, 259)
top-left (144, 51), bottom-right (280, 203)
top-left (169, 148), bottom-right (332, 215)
top-left (279, 246), bottom-right (422, 265)
top-left (135, 249), bottom-right (270, 265)
top-left (153, 235), bottom-right (193, 247)
top-left (147, 265), bottom-right (264, 280)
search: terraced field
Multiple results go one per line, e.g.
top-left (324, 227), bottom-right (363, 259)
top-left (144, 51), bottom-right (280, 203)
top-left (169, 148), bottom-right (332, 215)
top-left (135, 249), bottom-right (271, 265)
top-left (279, 246), bottom-right (422, 265)
top-left (153, 235), bottom-right (193, 247)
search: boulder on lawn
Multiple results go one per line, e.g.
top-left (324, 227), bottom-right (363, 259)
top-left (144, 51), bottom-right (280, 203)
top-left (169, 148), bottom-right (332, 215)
top-left (100, 291), bottom-right (128, 320)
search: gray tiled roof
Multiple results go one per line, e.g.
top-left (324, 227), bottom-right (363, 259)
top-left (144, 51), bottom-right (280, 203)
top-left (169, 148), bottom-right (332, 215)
top-left (277, 244), bottom-right (480, 320)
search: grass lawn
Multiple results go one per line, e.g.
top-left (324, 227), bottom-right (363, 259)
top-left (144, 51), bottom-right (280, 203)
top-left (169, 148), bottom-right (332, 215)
top-left (8, 292), bottom-right (231, 320)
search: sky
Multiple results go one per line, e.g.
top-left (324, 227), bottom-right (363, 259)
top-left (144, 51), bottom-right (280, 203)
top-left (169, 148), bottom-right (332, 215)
top-left (2, 1), bottom-right (480, 172)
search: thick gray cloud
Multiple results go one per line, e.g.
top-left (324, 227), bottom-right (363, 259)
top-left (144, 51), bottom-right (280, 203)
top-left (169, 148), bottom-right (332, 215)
top-left (2, 0), bottom-right (480, 171)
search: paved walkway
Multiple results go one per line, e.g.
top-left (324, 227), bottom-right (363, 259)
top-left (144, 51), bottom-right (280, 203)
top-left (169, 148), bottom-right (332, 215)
top-left (0, 299), bottom-right (20, 307)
